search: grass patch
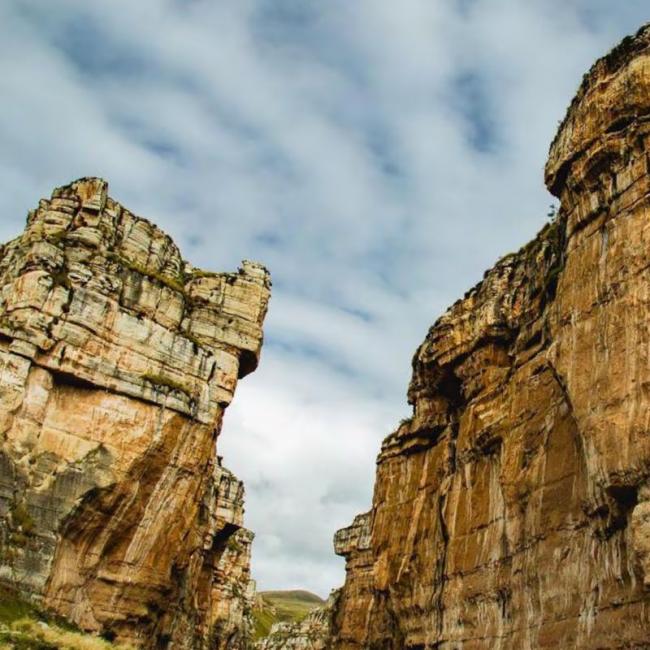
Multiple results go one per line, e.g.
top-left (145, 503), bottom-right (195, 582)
top-left (43, 231), bottom-right (69, 247)
top-left (252, 607), bottom-right (275, 639)
top-left (50, 269), bottom-right (72, 290)
top-left (11, 504), bottom-right (35, 536)
top-left (141, 371), bottom-right (188, 395)
top-left (180, 329), bottom-right (205, 350)
top-left (252, 591), bottom-right (323, 640)
top-left (0, 586), bottom-right (38, 626)
top-left (226, 537), bottom-right (244, 554)
top-left (188, 269), bottom-right (220, 280)
top-left (3, 619), bottom-right (128, 650)
top-left (0, 586), bottom-right (132, 649)
top-left (107, 252), bottom-right (185, 294)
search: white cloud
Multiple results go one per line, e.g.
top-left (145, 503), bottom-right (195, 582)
top-left (0, 0), bottom-right (648, 596)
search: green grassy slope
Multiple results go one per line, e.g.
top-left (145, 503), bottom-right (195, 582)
top-left (252, 590), bottom-right (324, 639)
top-left (0, 584), bottom-right (129, 649)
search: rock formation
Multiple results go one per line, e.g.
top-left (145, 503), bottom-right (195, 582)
top-left (0, 178), bottom-right (270, 648)
top-left (327, 23), bottom-right (650, 649)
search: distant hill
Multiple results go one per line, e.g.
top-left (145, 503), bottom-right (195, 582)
top-left (253, 590), bottom-right (325, 639)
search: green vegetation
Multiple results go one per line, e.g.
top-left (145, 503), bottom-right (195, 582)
top-left (44, 230), bottom-right (69, 246)
top-left (252, 590), bottom-right (324, 640)
top-left (0, 586), bottom-right (37, 625)
top-left (226, 537), bottom-right (244, 554)
top-left (188, 269), bottom-right (220, 280)
top-left (252, 606), bottom-right (276, 639)
top-left (10, 503), bottom-right (34, 536)
top-left (107, 251), bottom-right (185, 294)
top-left (180, 329), bottom-right (205, 351)
top-left (50, 269), bottom-right (72, 290)
top-left (142, 371), bottom-right (188, 395)
top-left (4, 503), bottom-right (36, 550)
top-left (0, 585), bottom-right (132, 649)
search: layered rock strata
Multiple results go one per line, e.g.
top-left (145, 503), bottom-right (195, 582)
top-left (330, 23), bottom-right (650, 649)
top-left (0, 178), bottom-right (270, 648)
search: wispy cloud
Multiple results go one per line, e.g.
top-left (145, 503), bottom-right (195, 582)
top-left (0, 0), bottom-right (648, 595)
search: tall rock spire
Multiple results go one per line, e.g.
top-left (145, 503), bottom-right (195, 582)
top-left (0, 178), bottom-right (271, 648)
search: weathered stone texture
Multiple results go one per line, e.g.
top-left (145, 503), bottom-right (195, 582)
top-left (0, 178), bottom-right (270, 648)
top-left (329, 23), bottom-right (650, 650)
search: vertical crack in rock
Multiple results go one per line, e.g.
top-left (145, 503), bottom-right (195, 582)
top-left (0, 178), bottom-right (271, 648)
top-left (318, 22), bottom-right (650, 650)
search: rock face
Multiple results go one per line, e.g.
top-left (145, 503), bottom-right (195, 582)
top-left (0, 178), bottom-right (270, 648)
top-left (329, 24), bottom-right (650, 649)
top-left (255, 592), bottom-right (338, 650)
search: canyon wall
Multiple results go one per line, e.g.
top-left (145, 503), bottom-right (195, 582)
top-left (330, 24), bottom-right (650, 649)
top-left (0, 178), bottom-right (270, 648)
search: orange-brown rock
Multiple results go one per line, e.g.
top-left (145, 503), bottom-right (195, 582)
top-left (0, 178), bottom-right (270, 648)
top-left (330, 23), bottom-right (650, 649)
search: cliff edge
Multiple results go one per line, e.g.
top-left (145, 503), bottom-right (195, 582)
top-left (330, 22), bottom-right (650, 649)
top-left (0, 178), bottom-right (271, 648)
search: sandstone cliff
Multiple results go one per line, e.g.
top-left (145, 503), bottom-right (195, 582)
top-left (328, 23), bottom-right (650, 649)
top-left (0, 178), bottom-right (270, 648)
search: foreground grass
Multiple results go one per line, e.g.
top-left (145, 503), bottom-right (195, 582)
top-left (253, 590), bottom-right (323, 639)
top-left (1, 584), bottom-right (322, 645)
top-left (0, 585), bottom-right (131, 650)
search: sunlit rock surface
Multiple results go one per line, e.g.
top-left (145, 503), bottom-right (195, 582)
top-left (327, 23), bottom-right (650, 649)
top-left (0, 178), bottom-right (270, 648)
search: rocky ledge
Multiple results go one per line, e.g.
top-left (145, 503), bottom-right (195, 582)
top-left (0, 178), bottom-right (270, 648)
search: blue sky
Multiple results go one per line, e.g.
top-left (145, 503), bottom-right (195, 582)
top-left (1, 1), bottom-right (648, 596)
